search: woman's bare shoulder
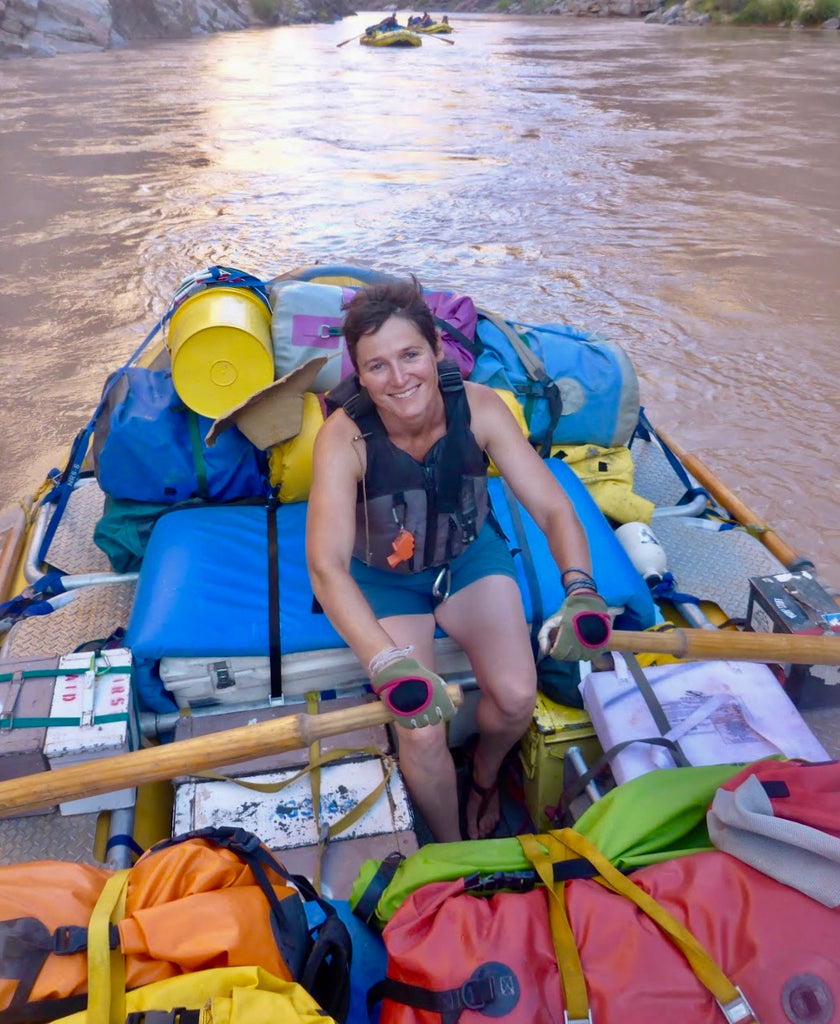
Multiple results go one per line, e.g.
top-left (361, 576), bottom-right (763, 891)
top-left (464, 380), bottom-right (520, 442)
top-left (314, 407), bottom-right (366, 476)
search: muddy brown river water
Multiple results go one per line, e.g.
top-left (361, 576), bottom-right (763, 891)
top-left (1, 15), bottom-right (838, 582)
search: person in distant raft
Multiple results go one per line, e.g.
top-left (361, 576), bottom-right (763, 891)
top-left (306, 278), bottom-right (611, 842)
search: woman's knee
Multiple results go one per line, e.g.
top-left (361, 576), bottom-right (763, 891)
top-left (394, 720), bottom-right (450, 761)
top-left (478, 669), bottom-right (537, 727)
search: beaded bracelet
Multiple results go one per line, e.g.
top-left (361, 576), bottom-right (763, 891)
top-left (561, 567), bottom-right (597, 595)
top-left (565, 578), bottom-right (598, 596)
top-left (561, 567), bottom-right (592, 580)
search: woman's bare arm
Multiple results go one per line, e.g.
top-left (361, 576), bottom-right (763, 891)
top-left (468, 382), bottom-right (594, 579)
top-left (305, 411), bottom-right (397, 670)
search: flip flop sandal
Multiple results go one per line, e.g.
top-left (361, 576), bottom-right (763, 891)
top-left (467, 775), bottom-right (501, 840)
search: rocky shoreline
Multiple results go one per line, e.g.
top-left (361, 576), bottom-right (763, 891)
top-left (0, 0), bottom-right (355, 59)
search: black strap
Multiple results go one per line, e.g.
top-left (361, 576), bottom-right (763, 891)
top-left (0, 918), bottom-right (52, 1007)
top-left (500, 481), bottom-right (541, 651)
top-left (0, 993), bottom-right (89, 1024)
top-left (550, 735), bottom-right (691, 825)
top-left (299, 911), bottom-right (353, 1024)
top-left (622, 653), bottom-right (691, 768)
top-left (352, 850), bottom-right (405, 926)
top-left (0, 918), bottom-right (122, 1024)
top-left (368, 962), bottom-right (521, 1024)
top-left (538, 378), bottom-right (563, 458)
top-left (434, 316), bottom-right (482, 357)
top-left (266, 500), bottom-right (282, 702)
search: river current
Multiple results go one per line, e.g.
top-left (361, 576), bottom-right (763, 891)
top-left (1, 15), bottom-right (838, 583)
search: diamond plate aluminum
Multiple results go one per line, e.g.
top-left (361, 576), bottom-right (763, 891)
top-left (1, 581), bottom-right (136, 661)
top-left (631, 435), bottom-right (693, 508)
top-left (650, 516), bottom-right (786, 622)
top-left (0, 811), bottom-right (102, 865)
top-left (45, 480), bottom-right (112, 575)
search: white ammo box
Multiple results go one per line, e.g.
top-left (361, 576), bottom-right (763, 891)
top-left (173, 757), bottom-right (416, 899)
top-left (44, 648), bottom-right (139, 815)
top-left (580, 655), bottom-right (830, 787)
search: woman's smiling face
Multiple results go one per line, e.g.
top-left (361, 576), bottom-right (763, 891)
top-left (356, 315), bottom-right (442, 421)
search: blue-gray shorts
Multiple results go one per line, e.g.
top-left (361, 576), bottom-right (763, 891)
top-left (350, 520), bottom-right (517, 619)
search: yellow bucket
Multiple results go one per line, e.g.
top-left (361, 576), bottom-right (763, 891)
top-left (168, 286), bottom-right (274, 419)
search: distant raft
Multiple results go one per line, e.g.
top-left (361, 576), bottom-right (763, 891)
top-left (412, 20), bottom-right (453, 32)
top-left (360, 27), bottom-right (422, 46)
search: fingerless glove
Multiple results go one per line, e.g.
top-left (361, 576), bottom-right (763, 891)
top-left (371, 656), bottom-right (455, 730)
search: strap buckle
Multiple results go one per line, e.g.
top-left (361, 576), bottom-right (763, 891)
top-left (564, 1013), bottom-right (593, 1024)
top-left (125, 1010), bottom-right (200, 1024)
top-left (52, 925), bottom-right (90, 955)
top-left (717, 987), bottom-right (758, 1024)
top-left (460, 974), bottom-right (495, 1011)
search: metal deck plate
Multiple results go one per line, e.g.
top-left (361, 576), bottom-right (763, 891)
top-left (0, 811), bottom-right (102, 866)
top-left (630, 435), bottom-right (693, 508)
top-left (47, 480), bottom-right (113, 575)
top-left (1, 581), bottom-right (137, 660)
top-left (649, 517), bottom-right (786, 622)
top-left (799, 706), bottom-right (840, 759)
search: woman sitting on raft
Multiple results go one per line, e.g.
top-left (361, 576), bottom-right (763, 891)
top-left (306, 278), bottom-right (610, 842)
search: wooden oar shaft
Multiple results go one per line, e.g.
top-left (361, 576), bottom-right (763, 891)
top-left (0, 685), bottom-right (463, 818)
top-left (609, 628), bottom-right (840, 665)
top-left (654, 426), bottom-right (803, 570)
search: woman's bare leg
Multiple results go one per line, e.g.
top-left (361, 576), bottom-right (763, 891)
top-left (435, 575), bottom-right (536, 839)
top-left (378, 613), bottom-right (462, 843)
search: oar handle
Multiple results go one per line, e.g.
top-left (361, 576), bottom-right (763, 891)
top-left (608, 628), bottom-right (840, 665)
top-left (0, 685), bottom-right (464, 818)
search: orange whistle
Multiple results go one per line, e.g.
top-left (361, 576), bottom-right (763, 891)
top-left (387, 528), bottom-right (415, 567)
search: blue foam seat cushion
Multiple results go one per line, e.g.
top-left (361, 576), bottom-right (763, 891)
top-left (126, 459), bottom-right (655, 711)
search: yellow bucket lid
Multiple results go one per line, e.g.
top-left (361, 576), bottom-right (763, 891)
top-left (169, 286), bottom-right (274, 419)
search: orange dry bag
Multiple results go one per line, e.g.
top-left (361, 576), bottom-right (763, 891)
top-left (0, 826), bottom-right (351, 1024)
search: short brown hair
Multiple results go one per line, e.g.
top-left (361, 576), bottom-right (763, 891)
top-left (342, 277), bottom-right (438, 369)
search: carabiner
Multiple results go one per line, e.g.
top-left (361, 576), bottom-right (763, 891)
top-left (432, 565), bottom-right (451, 602)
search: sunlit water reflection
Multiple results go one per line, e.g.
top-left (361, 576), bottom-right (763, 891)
top-left (1, 15), bottom-right (838, 580)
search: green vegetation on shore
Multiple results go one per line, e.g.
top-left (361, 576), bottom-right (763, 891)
top-left (251, 0), bottom-right (840, 28)
top-left (727, 0), bottom-right (840, 24)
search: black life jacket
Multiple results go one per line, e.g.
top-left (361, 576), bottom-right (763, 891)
top-left (327, 360), bottom-right (490, 573)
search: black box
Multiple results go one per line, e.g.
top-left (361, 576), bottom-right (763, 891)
top-left (746, 570), bottom-right (840, 708)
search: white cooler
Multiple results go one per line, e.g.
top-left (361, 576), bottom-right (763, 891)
top-left (580, 655), bottom-right (830, 786)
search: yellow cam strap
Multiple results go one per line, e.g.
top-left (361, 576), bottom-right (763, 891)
top-left (87, 868), bottom-right (130, 1024)
top-left (518, 829), bottom-right (759, 1024)
top-left (307, 691), bottom-right (326, 893)
top-left (517, 833), bottom-right (589, 1023)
